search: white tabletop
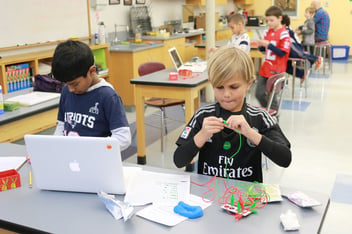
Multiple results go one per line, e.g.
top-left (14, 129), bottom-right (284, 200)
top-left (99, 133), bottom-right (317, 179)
top-left (0, 143), bottom-right (329, 234)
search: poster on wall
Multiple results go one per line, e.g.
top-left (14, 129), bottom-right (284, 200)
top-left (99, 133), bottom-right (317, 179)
top-left (109, 0), bottom-right (120, 4)
top-left (273, 0), bottom-right (299, 18)
top-left (124, 0), bottom-right (132, 5)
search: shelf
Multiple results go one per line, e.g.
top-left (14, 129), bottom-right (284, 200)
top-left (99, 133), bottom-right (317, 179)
top-left (0, 43), bottom-right (110, 94)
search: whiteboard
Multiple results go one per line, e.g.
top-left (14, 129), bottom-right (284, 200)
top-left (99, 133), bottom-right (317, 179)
top-left (0, 0), bottom-right (90, 49)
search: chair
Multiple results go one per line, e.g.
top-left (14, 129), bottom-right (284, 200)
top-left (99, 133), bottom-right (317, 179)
top-left (258, 73), bottom-right (288, 169)
top-left (313, 41), bottom-right (332, 75)
top-left (137, 62), bottom-right (185, 152)
top-left (288, 58), bottom-right (309, 100)
top-left (259, 73), bottom-right (288, 119)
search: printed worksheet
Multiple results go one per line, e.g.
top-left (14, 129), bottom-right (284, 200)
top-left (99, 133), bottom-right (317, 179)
top-left (136, 194), bottom-right (211, 226)
top-left (124, 170), bottom-right (190, 206)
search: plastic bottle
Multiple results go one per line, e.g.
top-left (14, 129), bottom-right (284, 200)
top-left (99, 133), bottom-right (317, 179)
top-left (98, 22), bottom-right (106, 44)
top-left (0, 85), bottom-right (4, 114)
top-left (135, 25), bottom-right (142, 43)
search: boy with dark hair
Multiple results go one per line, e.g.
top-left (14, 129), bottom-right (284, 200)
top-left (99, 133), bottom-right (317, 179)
top-left (52, 40), bottom-right (131, 151)
top-left (255, 6), bottom-right (291, 110)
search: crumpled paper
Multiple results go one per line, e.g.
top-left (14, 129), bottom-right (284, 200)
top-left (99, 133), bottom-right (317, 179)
top-left (280, 209), bottom-right (300, 231)
top-left (98, 191), bottom-right (134, 221)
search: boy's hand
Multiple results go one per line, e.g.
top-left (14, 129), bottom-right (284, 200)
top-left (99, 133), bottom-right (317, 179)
top-left (194, 117), bottom-right (225, 148)
top-left (225, 115), bottom-right (252, 136)
top-left (201, 116), bottom-right (225, 138)
top-left (225, 115), bottom-right (262, 145)
top-left (256, 39), bottom-right (269, 48)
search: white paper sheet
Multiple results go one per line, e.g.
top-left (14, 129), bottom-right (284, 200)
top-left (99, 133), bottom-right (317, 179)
top-left (5, 92), bottom-right (60, 106)
top-left (124, 170), bottom-right (190, 206)
top-left (136, 194), bottom-right (212, 226)
top-left (122, 166), bottom-right (143, 189)
top-left (0, 156), bottom-right (27, 172)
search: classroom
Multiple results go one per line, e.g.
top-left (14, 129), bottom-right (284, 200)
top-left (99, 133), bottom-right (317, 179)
top-left (0, 0), bottom-right (351, 233)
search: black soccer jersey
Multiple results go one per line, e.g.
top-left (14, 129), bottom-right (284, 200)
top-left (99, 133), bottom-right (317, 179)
top-left (175, 102), bottom-right (291, 182)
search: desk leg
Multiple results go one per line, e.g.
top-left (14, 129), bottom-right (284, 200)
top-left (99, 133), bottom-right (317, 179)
top-left (134, 85), bottom-right (147, 165)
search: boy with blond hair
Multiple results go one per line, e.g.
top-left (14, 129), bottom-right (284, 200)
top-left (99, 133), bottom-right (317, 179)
top-left (173, 46), bottom-right (291, 182)
top-left (297, 7), bottom-right (316, 53)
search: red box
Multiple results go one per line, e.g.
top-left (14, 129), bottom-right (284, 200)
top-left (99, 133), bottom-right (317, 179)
top-left (0, 169), bottom-right (21, 191)
top-left (169, 72), bottom-right (178, 81)
top-left (178, 69), bottom-right (193, 77)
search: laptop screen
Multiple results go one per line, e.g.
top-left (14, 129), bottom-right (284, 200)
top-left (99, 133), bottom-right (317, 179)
top-left (168, 47), bottom-right (183, 70)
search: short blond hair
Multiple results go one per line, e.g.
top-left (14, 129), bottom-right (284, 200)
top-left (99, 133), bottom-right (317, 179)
top-left (207, 46), bottom-right (256, 87)
top-left (227, 13), bottom-right (245, 24)
top-left (305, 6), bottom-right (315, 15)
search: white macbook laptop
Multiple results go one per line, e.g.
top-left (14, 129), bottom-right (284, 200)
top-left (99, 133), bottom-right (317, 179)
top-left (24, 135), bottom-right (126, 194)
top-left (168, 47), bottom-right (207, 73)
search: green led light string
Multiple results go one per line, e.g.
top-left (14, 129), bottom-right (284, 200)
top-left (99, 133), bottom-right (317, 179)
top-left (191, 126), bottom-right (269, 220)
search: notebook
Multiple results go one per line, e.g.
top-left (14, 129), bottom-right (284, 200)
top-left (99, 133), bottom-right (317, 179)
top-left (168, 47), bottom-right (207, 73)
top-left (24, 135), bottom-right (126, 194)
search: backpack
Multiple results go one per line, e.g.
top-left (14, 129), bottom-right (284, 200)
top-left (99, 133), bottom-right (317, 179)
top-left (33, 74), bottom-right (64, 93)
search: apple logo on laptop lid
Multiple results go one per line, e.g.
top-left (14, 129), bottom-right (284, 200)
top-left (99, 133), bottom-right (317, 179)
top-left (69, 160), bottom-right (81, 172)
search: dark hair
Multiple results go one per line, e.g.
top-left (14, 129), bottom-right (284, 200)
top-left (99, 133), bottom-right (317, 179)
top-left (281, 14), bottom-right (291, 26)
top-left (265, 5), bottom-right (283, 17)
top-left (227, 13), bottom-right (245, 24)
top-left (51, 40), bottom-right (94, 83)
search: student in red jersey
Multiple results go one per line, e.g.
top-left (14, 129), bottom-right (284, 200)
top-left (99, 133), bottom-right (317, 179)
top-left (255, 6), bottom-right (291, 110)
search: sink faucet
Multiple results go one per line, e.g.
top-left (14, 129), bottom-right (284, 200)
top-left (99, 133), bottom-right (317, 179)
top-left (111, 24), bottom-right (130, 46)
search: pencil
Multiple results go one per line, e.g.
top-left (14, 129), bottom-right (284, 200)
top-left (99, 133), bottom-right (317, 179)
top-left (29, 171), bottom-right (32, 188)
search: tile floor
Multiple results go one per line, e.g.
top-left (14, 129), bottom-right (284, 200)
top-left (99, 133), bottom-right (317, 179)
top-left (124, 59), bottom-right (352, 233)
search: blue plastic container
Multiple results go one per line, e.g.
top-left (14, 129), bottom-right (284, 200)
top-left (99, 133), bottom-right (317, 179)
top-left (331, 45), bottom-right (350, 60)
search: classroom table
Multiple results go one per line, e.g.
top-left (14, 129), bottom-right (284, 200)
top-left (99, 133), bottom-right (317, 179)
top-left (0, 143), bottom-right (330, 234)
top-left (130, 69), bottom-right (209, 164)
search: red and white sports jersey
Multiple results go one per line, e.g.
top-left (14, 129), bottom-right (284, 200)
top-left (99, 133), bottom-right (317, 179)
top-left (259, 26), bottom-right (291, 78)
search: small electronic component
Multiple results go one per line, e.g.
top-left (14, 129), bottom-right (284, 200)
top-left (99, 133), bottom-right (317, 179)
top-left (221, 204), bottom-right (252, 217)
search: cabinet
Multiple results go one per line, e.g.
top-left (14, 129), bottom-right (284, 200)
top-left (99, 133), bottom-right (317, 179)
top-left (109, 46), bottom-right (165, 106)
top-left (0, 44), bottom-right (110, 94)
top-left (186, 0), bottom-right (227, 5)
top-left (216, 28), bottom-right (232, 41)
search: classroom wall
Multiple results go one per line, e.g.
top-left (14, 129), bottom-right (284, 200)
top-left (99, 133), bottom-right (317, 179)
top-left (245, 0), bottom-right (352, 55)
top-left (90, 0), bottom-right (237, 40)
top-left (1, 0), bottom-right (235, 57)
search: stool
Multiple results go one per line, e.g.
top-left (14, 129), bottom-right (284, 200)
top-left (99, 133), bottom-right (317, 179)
top-left (313, 41), bottom-right (332, 74)
top-left (288, 58), bottom-right (309, 100)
